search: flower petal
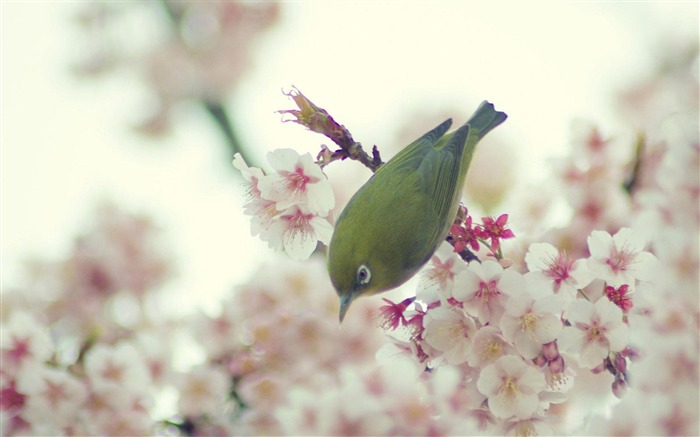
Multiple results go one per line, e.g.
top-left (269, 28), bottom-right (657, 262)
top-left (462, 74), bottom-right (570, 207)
top-left (587, 230), bottom-right (613, 258)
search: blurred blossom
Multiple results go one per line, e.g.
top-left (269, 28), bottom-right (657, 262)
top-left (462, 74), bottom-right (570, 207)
top-left (15, 365), bottom-right (87, 433)
top-left (6, 202), bottom-right (171, 341)
top-left (84, 342), bottom-right (151, 393)
top-left (3, 13), bottom-right (698, 436)
top-left (0, 312), bottom-right (53, 377)
top-left (175, 364), bottom-right (232, 418)
top-left (71, 1), bottom-right (280, 136)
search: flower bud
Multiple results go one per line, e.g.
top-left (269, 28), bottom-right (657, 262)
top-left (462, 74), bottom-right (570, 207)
top-left (542, 341), bottom-right (559, 361)
top-left (614, 352), bottom-right (627, 373)
top-left (548, 355), bottom-right (565, 374)
top-left (533, 354), bottom-right (547, 368)
top-left (612, 376), bottom-right (628, 399)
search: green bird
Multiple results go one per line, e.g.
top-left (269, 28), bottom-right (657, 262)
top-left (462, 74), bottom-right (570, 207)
top-left (327, 101), bottom-right (507, 322)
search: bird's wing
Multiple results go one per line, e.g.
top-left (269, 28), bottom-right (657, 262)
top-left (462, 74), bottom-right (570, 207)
top-left (374, 118), bottom-right (453, 177)
top-left (418, 124), bottom-right (471, 245)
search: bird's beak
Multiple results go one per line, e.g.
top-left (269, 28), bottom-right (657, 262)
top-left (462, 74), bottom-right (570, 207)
top-left (338, 293), bottom-right (355, 324)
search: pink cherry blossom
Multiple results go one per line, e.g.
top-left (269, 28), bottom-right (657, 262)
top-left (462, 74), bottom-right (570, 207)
top-left (558, 298), bottom-right (630, 369)
top-left (466, 326), bottom-right (516, 368)
top-left (266, 205), bottom-right (333, 260)
top-left (416, 242), bottom-right (466, 304)
top-left (0, 312), bottom-right (53, 376)
top-left (257, 149), bottom-right (335, 217)
top-left (587, 228), bottom-right (658, 287)
top-left (500, 293), bottom-right (563, 359)
top-left (525, 242), bottom-right (594, 301)
top-left (16, 365), bottom-right (87, 432)
top-left (453, 260), bottom-right (524, 325)
top-left (176, 364), bottom-right (232, 418)
top-left (422, 307), bottom-right (476, 365)
top-left (84, 342), bottom-right (151, 393)
top-left (476, 355), bottom-right (546, 420)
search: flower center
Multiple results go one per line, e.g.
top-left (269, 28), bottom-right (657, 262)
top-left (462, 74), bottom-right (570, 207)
top-left (584, 322), bottom-right (607, 343)
top-left (476, 280), bottom-right (500, 303)
top-left (521, 313), bottom-right (539, 334)
top-left (606, 244), bottom-right (634, 273)
top-left (500, 377), bottom-right (520, 399)
top-left (545, 252), bottom-right (573, 286)
top-left (483, 340), bottom-right (503, 360)
top-left (287, 167), bottom-right (311, 192)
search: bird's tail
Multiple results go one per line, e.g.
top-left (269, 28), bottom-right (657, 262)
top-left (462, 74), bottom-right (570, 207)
top-left (466, 101), bottom-right (508, 140)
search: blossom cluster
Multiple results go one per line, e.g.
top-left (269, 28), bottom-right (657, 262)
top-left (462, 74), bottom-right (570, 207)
top-left (233, 149), bottom-right (335, 260)
top-left (0, 204), bottom-right (384, 436)
top-left (375, 224), bottom-right (655, 433)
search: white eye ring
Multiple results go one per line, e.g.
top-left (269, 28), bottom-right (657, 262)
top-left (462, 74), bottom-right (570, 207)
top-left (357, 265), bottom-right (371, 285)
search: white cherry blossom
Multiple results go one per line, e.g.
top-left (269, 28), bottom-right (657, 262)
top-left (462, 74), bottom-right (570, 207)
top-left (17, 365), bottom-right (87, 431)
top-left (500, 293), bottom-right (563, 359)
top-left (586, 228), bottom-right (658, 287)
top-left (176, 364), bottom-right (232, 417)
top-left (525, 242), bottom-right (594, 301)
top-left (84, 342), bottom-right (151, 393)
top-left (558, 298), bottom-right (630, 369)
top-left (0, 312), bottom-right (53, 376)
top-left (453, 260), bottom-right (524, 325)
top-left (466, 325), bottom-right (515, 368)
top-left (477, 355), bottom-right (546, 420)
top-left (417, 242), bottom-right (466, 304)
top-left (422, 307), bottom-right (476, 365)
top-left (266, 205), bottom-right (333, 260)
top-left (257, 148), bottom-right (335, 216)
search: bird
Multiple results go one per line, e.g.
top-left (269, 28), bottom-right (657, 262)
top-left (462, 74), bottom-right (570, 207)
top-left (327, 101), bottom-right (507, 322)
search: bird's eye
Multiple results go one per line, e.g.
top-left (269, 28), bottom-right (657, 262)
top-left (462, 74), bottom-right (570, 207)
top-left (357, 265), bottom-right (371, 285)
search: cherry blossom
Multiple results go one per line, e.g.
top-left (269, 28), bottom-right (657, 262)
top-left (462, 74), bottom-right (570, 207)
top-left (234, 150), bottom-right (335, 260)
top-left (499, 293), bottom-right (563, 359)
top-left (422, 307), bottom-right (476, 365)
top-left (453, 260), bottom-right (524, 325)
top-left (0, 312), bottom-right (53, 376)
top-left (266, 205), bottom-right (333, 260)
top-left (84, 342), bottom-right (151, 393)
top-left (466, 326), bottom-right (516, 368)
top-left (525, 242), bottom-right (594, 301)
top-left (586, 228), bottom-right (658, 288)
top-left (257, 149), bottom-right (335, 217)
top-left (476, 355), bottom-right (546, 420)
top-left (478, 214), bottom-right (515, 252)
top-left (176, 364), bottom-right (232, 418)
top-left (558, 298), bottom-right (630, 369)
top-left (416, 242), bottom-right (466, 304)
top-left (16, 365), bottom-right (87, 432)
top-left (449, 217), bottom-right (480, 253)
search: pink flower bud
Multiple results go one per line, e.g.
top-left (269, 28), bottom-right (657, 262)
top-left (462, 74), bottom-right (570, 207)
top-left (533, 354), bottom-right (547, 368)
top-left (614, 353), bottom-right (627, 373)
top-left (542, 341), bottom-right (559, 361)
top-left (612, 377), bottom-right (628, 399)
top-left (548, 355), bottom-right (565, 374)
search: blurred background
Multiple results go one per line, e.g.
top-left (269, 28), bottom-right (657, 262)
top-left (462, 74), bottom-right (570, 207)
top-left (2, 2), bottom-right (698, 435)
top-left (2, 1), bottom-right (697, 309)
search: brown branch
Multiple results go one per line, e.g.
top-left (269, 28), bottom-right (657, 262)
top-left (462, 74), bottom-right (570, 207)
top-left (279, 88), bottom-right (383, 172)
